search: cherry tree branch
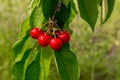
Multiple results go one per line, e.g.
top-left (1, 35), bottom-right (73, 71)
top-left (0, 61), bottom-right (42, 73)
top-left (52, 0), bottom-right (61, 20)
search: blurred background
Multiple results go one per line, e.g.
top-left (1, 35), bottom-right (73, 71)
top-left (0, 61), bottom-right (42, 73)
top-left (0, 0), bottom-right (120, 80)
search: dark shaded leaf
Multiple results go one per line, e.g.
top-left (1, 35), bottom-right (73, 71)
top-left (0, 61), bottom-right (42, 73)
top-left (25, 51), bottom-right (40, 80)
top-left (42, 0), bottom-right (71, 27)
top-left (12, 34), bottom-right (30, 57)
top-left (77, 0), bottom-right (98, 30)
top-left (12, 49), bottom-right (32, 80)
top-left (42, 0), bottom-right (57, 19)
top-left (54, 44), bottom-right (80, 80)
top-left (56, 3), bottom-right (71, 27)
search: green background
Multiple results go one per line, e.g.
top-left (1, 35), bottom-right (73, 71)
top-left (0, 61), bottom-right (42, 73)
top-left (0, 0), bottom-right (120, 80)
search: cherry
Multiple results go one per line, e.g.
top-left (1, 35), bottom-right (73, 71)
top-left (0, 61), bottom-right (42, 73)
top-left (55, 30), bottom-right (62, 36)
top-left (55, 30), bottom-right (65, 36)
top-left (30, 28), bottom-right (43, 39)
top-left (49, 38), bottom-right (62, 50)
top-left (38, 34), bottom-right (52, 47)
top-left (58, 31), bottom-right (70, 43)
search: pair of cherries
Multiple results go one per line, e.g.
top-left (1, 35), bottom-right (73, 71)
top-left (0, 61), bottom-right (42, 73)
top-left (30, 28), bottom-right (70, 50)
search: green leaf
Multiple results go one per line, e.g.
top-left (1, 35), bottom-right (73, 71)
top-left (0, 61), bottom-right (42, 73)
top-left (25, 51), bottom-right (40, 80)
top-left (24, 46), bottom-right (53, 80)
top-left (12, 49), bottom-right (32, 80)
top-left (12, 34), bottom-right (30, 57)
top-left (62, 22), bottom-right (73, 34)
top-left (62, 1), bottom-right (77, 34)
top-left (97, 0), bottom-right (102, 6)
top-left (19, 18), bottom-right (30, 39)
top-left (54, 44), bottom-right (80, 80)
top-left (42, 0), bottom-right (57, 19)
top-left (56, 3), bottom-right (71, 27)
top-left (42, 0), bottom-right (71, 27)
top-left (61, 0), bottom-right (70, 7)
top-left (68, 0), bottom-right (78, 23)
top-left (102, 0), bottom-right (115, 23)
top-left (77, 0), bottom-right (98, 31)
top-left (40, 47), bottom-right (53, 80)
top-left (29, 0), bottom-right (40, 13)
top-left (30, 5), bottom-right (45, 28)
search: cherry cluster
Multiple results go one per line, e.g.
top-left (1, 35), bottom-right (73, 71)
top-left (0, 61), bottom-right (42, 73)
top-left (30, 28), bottom-right (70, 50)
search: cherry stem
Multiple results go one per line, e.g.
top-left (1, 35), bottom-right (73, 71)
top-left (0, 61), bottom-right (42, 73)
top-left (53, 33), bottom-right (57, 38)
top-left (39, 21), bottom-right (49, 30)
top-left (52, 0), bottom-right (61, 21)
top-left (42, 0), bottom-right (61, 34)
top-left (45, 26), bottom-right (51, 35)
top-left (56, 24), bottom-right (63, 34)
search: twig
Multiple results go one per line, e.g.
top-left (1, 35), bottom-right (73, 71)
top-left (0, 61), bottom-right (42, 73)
top-left (52, 0), bottom-right (61, 20)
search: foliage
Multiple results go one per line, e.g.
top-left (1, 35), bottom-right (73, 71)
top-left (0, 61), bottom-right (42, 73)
top-left (0, 0), bottom-right (120, 79)
top-left (71, 17), bottom-right (120, 80)
top-left (12, 0), bottom-right (79, 80)
top-left (11, 0), bottom-right (116, 80)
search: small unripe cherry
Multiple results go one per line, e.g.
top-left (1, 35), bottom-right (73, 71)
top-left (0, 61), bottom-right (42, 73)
top-left (30, 28), bottom-right (43, 39)
top-left (38, 34), bottom-right (52, 47)
top-left (58, 31), bottom-right (70, 43)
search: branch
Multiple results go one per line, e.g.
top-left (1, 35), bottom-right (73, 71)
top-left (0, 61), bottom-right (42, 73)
top-left (52, 0), bottom-right (61, 20)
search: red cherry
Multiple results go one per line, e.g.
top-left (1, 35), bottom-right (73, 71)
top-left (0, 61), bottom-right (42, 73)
top-left (49, 38), bottom-right (62, 50)
top-left (38, 34), bottom-right (52, 47)
top-left (58, 31), bottom-right (70, 43)
top-left (42, 30), bottom-right (47, 34)
top-left (55, 30), bottom-right (65, 36)
top-left (55, 30), bottom-right (62, 36)
top-left (30, 28), bottom-right (43, 39)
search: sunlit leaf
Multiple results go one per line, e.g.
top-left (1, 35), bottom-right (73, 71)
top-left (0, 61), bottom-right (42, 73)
top-left (19, 17), bottom-right (30, 39)
top-left (68, 0), bottom-right (78, 23)
top-left (30, 5), bottom-right (45, 28)
top-left (40, 47), bottom-right (53, 80)
top-left (29, 0), bottom-right (40, 13)
top-left (102, 0), bottom-right (115, 23)
top-left (61, 0), bottom-right (70, 7)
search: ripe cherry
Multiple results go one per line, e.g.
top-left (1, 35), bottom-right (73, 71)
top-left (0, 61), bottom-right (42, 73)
top-left (38, 34), bottom-right (52, 47)
top-left (30, 28), bottom-right (43, 39)
top-left (55, 30), bottom-right (65, 36)
top-left (58, 31), bottom-right (70, 43)
top-left (49, 38), bottom-right (62, 50)
top-left (55, 30), bottom-right (62, 36)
